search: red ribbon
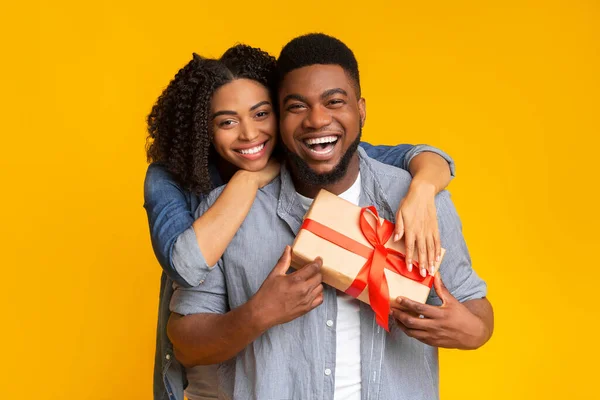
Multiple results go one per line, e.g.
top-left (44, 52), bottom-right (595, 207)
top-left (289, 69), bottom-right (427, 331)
top-left (300, 206), bottom-right (433, 331)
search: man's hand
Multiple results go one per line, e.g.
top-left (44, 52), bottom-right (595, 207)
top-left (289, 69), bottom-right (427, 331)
top-left (250, 246), bottom-right (324, 329)
top-left (394, 181), bottom-right (440, 278)
top-left (390, 274), bottom-right (492, 350)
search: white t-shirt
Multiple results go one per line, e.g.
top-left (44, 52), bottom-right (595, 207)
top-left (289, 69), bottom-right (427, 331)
top-left (296, 174), bottom-right (362, 400)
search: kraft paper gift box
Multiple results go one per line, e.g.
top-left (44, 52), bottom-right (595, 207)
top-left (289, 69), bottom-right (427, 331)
top-left (291, 189), bottom-right (445, 330)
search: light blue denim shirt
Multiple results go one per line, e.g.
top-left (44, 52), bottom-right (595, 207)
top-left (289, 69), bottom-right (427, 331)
top-left (169, 147), bottom-right (483, 400)
top-left (144, 143), bottom-right (456, 400)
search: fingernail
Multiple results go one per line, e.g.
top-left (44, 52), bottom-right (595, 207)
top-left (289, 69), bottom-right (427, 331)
top-left (420, 268), bottom-right (427, 277)
top-left (407, 262), bottom-right (412, 272)
top-left (393, 234), bottom-right (400, 242)
top-left (429, 265), bottom-right (435, 276)
top-left (436, 255), bottom-right (441, 262)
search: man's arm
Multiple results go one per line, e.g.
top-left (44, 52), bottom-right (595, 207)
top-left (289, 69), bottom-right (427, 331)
top-left (391, 274), bottom-right (493, 349)
top-left (390, 191), bottom-right (494, 349)
top-left (169, 303), bottom-right (265, 367)
top-left (168, 247), bottom-right (324, 367)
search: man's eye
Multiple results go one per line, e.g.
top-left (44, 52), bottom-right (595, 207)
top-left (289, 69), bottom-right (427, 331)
top-left (287, 104), bottom-right (306, 111)
top-left (328, 99), bottom-right (344, 106)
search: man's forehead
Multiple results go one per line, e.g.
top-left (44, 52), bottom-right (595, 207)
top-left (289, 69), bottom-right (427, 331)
top-left (279, 64), bottom-right (352, 95)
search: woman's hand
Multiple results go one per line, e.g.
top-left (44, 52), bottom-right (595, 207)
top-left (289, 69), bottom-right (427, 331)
top-left (394, 180), bottom-right (441, 277)
top-left (242, 159), bottom-right (281, 189)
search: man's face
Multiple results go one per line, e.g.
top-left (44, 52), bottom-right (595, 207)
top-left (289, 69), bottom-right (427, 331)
top-left (278, 64), bottom-right (366, 180)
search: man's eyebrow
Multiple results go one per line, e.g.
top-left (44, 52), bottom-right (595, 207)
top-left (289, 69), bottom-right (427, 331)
top-left (282, 94), bottom-right (307, 104)
top-left (321, 88), bottom-right (348, 99)
top-left (212, 110), bottom-right (237, 119)
top-left (249, 101), bottom-right (271, 111)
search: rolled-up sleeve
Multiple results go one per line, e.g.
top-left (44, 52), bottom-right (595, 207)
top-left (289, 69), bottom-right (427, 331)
top-left (427, 191), bottom-right (487, 306)
top-left (170, 186), bottom-right (227, 286)
top-left (144, 163), bottom-right (198, 287)
top-left (403, 144), bottom-right (456, 178)
top-left (359, 142), bottom-right (456, 178)
top-left (170, 227), bottom-right (215, 287)
top-left (170, 258), bottom-right (229, 316)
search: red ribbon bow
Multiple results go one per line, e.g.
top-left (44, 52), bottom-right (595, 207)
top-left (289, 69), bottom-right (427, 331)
top-left (300, 206), bottom-right (433, 331)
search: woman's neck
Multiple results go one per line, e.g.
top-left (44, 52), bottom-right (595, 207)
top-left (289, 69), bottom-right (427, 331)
top-left (216, 156), bottom-right (239, 184)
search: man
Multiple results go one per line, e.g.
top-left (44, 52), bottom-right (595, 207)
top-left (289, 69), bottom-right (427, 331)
top-left (168, 33), bottom-right (494, 399)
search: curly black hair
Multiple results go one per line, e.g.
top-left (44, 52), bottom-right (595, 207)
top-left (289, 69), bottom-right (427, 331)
top-left (277, 33), bottom-right (361, 96)
top-left (146, 45), bottom-right (277, 195)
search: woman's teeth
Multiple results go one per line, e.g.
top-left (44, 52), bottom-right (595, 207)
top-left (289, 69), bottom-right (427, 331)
top-left (238, 143), bottom-right (265, 155)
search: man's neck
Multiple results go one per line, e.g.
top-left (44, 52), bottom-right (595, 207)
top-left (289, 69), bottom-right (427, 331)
top-left (291, 154), bottom-right (360, 198)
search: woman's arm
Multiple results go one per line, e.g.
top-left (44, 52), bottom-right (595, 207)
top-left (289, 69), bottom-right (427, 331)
top-left (144, 163), bottom-right (198, 287)
top-left (359, 142), bottom-right (455, 278)
top-left (192, 161), bottom-right (279, 267)
top-left (144, 161), bottom-right (279, 287)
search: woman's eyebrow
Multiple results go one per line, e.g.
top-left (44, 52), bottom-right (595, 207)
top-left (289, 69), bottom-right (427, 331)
top-left (249, 101), bottom-right (271, 111)
top-left (212, 110), bottom-right (237, 119)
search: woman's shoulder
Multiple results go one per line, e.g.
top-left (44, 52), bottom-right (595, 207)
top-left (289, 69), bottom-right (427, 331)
top-left (145, 162), bottom-right (172, 178)
top-left (144, 162), bottom-right (184, 195)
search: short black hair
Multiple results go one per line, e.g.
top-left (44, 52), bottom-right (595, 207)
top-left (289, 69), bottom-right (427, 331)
top-left (277, 33), bottom-right (361, 96)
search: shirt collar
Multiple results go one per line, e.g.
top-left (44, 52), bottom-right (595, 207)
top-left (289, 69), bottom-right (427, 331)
top-left (273, 146), bottom-right (397, 235)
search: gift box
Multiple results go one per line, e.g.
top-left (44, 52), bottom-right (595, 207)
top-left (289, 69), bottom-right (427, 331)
top-left (291, 189), bottom-right (445, 330)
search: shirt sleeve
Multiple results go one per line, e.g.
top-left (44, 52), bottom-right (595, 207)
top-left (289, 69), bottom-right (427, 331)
top-left (170, 258), bottom-right (229, 315)
top-left (359, 142), bottom-right (456, 178)
top-left (144, 163), bottom-right (198, 287)
top-left (169, 186), bottom-right (227, 287)
top-left (427, 191), bottom-right (487, 305)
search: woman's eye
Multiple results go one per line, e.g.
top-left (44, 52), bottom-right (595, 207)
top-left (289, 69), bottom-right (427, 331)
top-left (256, 111), bottom-right (269, 118)
top-left (219, 120), bottom-right (236, 128)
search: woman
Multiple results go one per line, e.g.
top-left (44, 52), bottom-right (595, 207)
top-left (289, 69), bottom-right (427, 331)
top-left (144, 45), bottom-right (455, 400)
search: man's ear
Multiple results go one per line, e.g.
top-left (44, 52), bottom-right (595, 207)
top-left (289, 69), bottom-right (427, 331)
top-left (358, 98), bottom-right (366, 127)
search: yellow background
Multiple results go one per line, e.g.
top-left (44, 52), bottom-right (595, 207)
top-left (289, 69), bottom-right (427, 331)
top-left (1, 0), bottom-right (598, 398)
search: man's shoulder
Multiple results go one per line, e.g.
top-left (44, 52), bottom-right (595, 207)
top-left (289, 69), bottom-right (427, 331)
top-left (360, 150), bottom-right (413, 197)
top-left (199, 176), bottom-right (280, 213)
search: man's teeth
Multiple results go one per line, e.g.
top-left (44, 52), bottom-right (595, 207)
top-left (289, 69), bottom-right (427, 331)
top-left (238, 143), bottom-right (265, 155)
top-left (304, 136), bottom-right (338, 145)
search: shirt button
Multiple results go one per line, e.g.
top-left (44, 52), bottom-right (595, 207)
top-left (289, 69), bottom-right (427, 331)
top-left (166, 354), bottom-right (171, 360)
top-left (326, 320), bottom-right (334, 327)
top-left (199, 280), bottom-right (205, 284)
top-left (324, 368), bottom-right (332, 376)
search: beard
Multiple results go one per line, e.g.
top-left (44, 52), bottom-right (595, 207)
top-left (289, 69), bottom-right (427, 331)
top-left (284, 127), bottom-right (362, 187)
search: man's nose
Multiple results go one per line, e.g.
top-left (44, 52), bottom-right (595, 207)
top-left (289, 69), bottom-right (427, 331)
top-left (302, 105), bottom-right (333, 130)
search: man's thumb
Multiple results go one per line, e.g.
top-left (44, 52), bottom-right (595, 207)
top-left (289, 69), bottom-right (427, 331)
top-left (433, 272), bottom-right (451, 304)
top-left (272, 245), bottom-right (292, 276)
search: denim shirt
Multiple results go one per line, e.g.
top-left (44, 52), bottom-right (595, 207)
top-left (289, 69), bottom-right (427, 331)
top-left (169, 147), bottom-right (484, 400)
top-left (143, 143), bottom-right (456, 400)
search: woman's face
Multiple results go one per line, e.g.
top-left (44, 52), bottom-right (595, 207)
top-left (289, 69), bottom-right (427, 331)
top-left (210, 79), bottom-right (277, 172)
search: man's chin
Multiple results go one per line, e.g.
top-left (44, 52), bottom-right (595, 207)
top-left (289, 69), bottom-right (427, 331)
top-left (301, 161), bottom-right (339, 176)
top-left (284, 129), bottom-right (362, 187)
